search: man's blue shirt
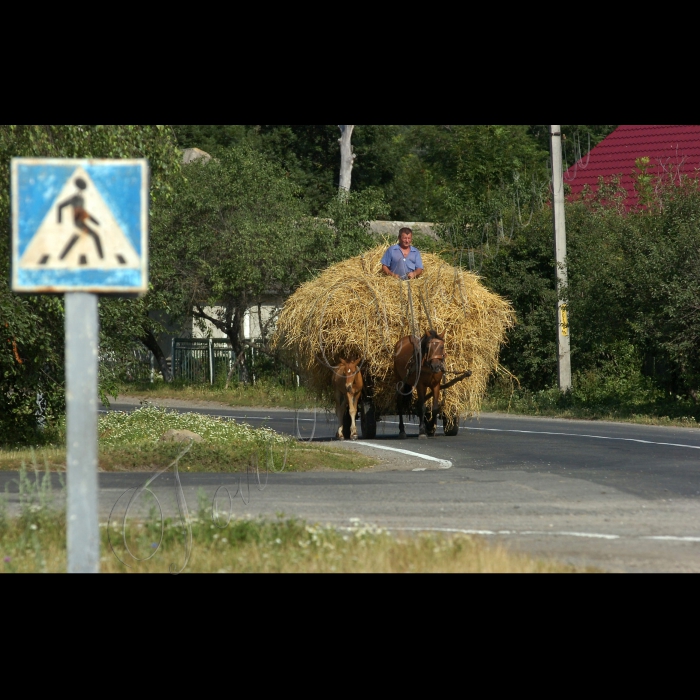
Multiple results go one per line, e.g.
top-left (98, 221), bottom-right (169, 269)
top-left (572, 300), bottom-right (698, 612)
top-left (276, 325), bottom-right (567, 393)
top-left (381, 244), bottom-right (424, 279)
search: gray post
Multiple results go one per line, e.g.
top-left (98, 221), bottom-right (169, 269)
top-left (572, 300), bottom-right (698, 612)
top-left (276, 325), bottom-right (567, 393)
top-left (209, 338), bottom-right (214, 385)
top-left (550, 126), bottom-right (572, 392)
top-left (65, 292), bottom-right (100, 573)
top-left (171, 337), bottom-right (175, 381)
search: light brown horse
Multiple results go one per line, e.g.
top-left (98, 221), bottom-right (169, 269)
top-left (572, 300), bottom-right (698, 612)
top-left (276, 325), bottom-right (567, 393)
top-left (394, 330), bottom-right (446, 439)
top-left (333, 358), bottom-right (364, 440)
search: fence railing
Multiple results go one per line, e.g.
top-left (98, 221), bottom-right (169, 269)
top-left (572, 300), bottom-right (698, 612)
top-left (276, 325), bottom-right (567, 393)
top-left (170, 337), bottom-right (297, 385)
top-left (171, 338), bottom-right (219, 384)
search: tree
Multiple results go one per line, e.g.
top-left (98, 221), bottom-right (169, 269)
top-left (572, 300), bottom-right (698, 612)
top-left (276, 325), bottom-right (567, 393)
top-left (170, 125), bottom-right (559, 221)
top-left (152, 144), bottom-right (385, 374)
top-left (172, 125), bottom-right (407, 214)
top-left (0, 125), bottom-right (182, 443)
top-left (527, 125), bottom-right (618, 155)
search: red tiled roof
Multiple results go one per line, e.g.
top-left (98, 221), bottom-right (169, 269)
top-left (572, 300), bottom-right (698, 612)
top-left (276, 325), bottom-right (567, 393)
top-left (564, 125), bottom-right (700, 209)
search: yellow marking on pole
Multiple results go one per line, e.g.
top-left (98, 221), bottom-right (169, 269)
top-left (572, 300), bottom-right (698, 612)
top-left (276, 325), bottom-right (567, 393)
top-left (560, 304), bottom-right (569, 336)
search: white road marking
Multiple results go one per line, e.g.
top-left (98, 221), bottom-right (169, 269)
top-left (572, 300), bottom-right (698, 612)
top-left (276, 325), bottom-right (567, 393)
top-left (521, 530), bottom-right (620, 539)
top-left (353, 442), bottom-right (452, 468)
top-left (461, 426), bottom-right (700, 451)
top-left (381, 526), bottom-right (700, 542)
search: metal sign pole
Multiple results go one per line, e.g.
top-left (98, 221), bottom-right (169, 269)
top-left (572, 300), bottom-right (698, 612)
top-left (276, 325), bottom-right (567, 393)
top-left (550, 125), bottom-right (572, 391)
top-left (65, 292), bottom-right (100, 573)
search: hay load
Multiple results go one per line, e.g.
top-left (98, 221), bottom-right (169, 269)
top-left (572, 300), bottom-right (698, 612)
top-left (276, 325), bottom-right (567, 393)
top-left (272, 243), bottom-right (516, 423)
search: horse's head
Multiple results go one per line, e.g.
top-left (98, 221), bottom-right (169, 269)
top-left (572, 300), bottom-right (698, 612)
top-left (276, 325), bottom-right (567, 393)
top-left (421, 330), bottom-right (446, 374)
top-left (338, 357), bottom-right (362, 393)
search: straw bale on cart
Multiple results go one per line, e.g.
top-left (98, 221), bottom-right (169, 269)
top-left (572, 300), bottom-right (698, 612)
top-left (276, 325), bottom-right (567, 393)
top-left (271, 243), bottom-right (515, 422)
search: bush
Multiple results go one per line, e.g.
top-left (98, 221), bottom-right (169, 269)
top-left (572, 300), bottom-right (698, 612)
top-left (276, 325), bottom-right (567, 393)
top-left (0, 126), bottom-right (182, 444)
top-left (444, 174), bottom-right (700, 412)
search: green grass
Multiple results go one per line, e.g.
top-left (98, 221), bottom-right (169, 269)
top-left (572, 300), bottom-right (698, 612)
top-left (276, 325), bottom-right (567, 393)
top-left (483, 377), bottom-right (700, 428)
top-left (0, 405), bottom-right (373, 473)
top-left (116, 378), bottom-right (319, 410)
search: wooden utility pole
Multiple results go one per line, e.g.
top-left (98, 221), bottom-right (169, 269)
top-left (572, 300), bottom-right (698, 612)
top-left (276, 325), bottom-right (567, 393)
top-left (550, 125), bottom-right (572, 391)
top-left (338, 125), bottom-right (355, 193)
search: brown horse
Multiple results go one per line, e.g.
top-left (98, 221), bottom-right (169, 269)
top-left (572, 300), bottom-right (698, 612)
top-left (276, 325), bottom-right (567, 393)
top-left (333, 358), bottom-right (364, 440)
top-left (393, 330), bottom-right (446, 439)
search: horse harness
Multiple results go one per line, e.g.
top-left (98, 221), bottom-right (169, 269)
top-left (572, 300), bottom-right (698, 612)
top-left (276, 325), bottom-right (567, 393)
top-left (405, 337), bottom-right (446, 377)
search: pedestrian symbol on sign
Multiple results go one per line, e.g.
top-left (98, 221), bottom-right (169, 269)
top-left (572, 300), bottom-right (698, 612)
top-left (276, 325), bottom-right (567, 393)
top-left (18, 165), bottom-right (140, 271)
top-left (55, 177), bottom-right (104, 263)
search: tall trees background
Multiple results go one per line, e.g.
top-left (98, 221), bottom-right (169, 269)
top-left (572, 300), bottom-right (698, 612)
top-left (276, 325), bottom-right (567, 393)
top-left (15, 123), bottom-right (700, 441)
top-left (172, 125), bottom-right (616, 220)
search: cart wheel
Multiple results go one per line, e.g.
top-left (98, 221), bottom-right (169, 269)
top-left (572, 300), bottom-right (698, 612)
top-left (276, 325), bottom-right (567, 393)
top-left (360, 401), bottom-right (376, 439)
top-left (443, 415), bottom-right (459, 436)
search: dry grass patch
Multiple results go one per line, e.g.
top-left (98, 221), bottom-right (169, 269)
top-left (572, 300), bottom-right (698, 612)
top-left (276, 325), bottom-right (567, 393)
top-left (1, 511), bottom-right (588, 574)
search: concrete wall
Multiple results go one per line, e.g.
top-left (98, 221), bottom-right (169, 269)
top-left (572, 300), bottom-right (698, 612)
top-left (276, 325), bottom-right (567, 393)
top-left (370, 221), bottom-right (437, 240)
top-left (189, 302), bottom-right (282, 341)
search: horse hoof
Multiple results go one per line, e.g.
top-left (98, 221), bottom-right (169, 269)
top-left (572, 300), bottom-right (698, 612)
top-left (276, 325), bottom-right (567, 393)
top-left (337, 436), bottom-right (345, 441)
top-left (418, 433), bottom-right (427, 440)
top-left (399, 432), bottom-right (407, 440)
top-left (350, 435), bottom-right (358, 441)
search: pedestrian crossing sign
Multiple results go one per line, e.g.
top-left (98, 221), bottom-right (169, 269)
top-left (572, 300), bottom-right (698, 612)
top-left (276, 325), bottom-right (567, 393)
top-left (11, 158), bottom-right (149, 294)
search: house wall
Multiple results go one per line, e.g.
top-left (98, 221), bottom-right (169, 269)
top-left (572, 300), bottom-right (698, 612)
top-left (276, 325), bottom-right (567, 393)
top-left (189, 302), bottom-right (283, 341)
top-left (369, 221), bottom-right (437, 240)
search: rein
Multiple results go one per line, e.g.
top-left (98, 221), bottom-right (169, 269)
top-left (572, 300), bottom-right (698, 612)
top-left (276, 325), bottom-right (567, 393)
top-left (424, 339), bottom-right (445, 371)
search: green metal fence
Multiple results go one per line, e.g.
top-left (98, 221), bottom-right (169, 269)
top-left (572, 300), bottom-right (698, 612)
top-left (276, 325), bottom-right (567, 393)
top-left (171, 338), bottom-right (290, 385)
top-left (172, 338), bottom-right (215, 383)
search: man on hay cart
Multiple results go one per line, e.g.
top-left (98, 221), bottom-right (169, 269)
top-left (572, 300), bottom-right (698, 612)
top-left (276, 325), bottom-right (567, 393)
top-left (381, 227), bottom-right (424, 281)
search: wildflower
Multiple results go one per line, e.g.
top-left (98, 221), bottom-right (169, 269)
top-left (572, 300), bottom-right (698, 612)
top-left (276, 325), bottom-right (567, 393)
top-left (3, 556), bottom-right (10, 563)
top-left (151, 543), bottom-right (158, 549)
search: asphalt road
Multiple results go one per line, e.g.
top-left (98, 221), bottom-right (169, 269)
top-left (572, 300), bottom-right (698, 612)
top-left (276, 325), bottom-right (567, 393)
top-left (102, 401), bottom-right (700, 500)
top-left (5, 398), bottom-right (700, 572)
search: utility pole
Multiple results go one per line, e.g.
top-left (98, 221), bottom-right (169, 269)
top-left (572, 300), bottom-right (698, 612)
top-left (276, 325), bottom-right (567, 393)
top-left (338, 125), bottom-right (355, 194)
top-left (550, 125), bottom-right (572, 391)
